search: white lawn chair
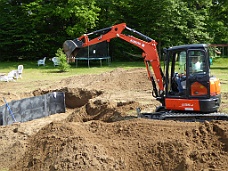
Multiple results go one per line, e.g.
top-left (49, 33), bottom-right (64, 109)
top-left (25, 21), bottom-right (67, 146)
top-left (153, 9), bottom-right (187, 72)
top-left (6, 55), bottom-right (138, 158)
top-left (0, 70), bottom-right (17, 82)
top-left (38, 57), bottom-right (46, 66)
top-left (0, 75), bottom-right (9, 82)
top-left (52, 57), bottom-right (60, 66)
top-left (17, 65), bottom-right (24, 78)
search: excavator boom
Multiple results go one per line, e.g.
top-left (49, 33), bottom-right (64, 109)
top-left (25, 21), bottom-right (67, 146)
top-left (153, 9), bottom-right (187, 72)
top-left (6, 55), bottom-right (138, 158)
top-left (63, 23), bottom-right (165, 98)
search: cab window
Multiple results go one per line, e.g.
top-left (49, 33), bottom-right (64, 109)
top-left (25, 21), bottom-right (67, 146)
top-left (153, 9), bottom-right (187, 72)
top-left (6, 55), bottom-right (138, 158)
top-left (188, 50), bottom-right (206, 74)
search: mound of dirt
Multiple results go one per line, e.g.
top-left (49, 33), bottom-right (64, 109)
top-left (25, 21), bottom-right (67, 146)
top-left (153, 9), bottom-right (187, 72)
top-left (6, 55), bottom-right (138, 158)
top-left (0, 68), bottom-right (228, 171)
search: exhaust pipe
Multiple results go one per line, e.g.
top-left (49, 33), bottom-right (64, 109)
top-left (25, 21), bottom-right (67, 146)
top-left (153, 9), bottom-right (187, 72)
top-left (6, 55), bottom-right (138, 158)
top-left (63, 39), bottom-right (83, 58)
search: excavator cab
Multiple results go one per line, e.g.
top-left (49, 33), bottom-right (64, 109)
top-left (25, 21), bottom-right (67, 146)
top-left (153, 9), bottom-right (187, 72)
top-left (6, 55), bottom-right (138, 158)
top-left (164, 44), bottom-right (221, 113)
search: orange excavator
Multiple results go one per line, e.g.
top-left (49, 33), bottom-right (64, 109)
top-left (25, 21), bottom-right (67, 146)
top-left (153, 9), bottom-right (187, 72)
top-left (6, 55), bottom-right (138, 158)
top-left (63, 23), bottom-right (228, 121)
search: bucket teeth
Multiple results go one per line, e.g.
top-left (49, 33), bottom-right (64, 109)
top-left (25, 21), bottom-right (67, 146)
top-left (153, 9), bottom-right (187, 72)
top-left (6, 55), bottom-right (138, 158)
top-left (63, 39), bottom-right (83, 58)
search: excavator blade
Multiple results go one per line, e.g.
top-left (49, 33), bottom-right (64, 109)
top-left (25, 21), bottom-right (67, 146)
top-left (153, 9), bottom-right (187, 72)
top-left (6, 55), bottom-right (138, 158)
top-left (63, 39), bottom-right (83, 58)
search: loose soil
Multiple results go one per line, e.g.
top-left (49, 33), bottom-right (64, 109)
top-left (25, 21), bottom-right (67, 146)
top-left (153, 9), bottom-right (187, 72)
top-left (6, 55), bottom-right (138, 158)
top-left (0, 68), bottom-right (227, 171)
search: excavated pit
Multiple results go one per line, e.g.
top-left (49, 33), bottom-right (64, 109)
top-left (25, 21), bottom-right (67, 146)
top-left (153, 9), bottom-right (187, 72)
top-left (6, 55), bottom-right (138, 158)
top-left (32, 87), bottom-right (140, 123)
top-left (33, 87), bottom-right (103, 108)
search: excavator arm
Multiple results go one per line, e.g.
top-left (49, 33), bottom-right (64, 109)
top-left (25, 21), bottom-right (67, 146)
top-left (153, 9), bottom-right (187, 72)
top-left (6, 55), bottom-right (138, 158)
top-left (63, 23), bottom-right (165, 98)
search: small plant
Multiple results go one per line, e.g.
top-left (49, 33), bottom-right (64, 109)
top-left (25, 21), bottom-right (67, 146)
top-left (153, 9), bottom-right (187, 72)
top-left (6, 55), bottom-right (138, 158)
top-left (55, 48), bottom-right (70, 72)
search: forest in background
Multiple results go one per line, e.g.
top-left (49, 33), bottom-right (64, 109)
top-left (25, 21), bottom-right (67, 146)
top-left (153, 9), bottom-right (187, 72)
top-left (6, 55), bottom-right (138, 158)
top-left (0, 0), bottom-right (227, 61)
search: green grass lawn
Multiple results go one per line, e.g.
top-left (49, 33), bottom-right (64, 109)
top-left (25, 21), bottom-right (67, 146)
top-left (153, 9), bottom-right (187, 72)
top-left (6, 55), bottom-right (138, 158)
top-left (0, 60), bottom-right (146, 82)
top-left (210, 57), bottom-right (228, 93)
top-left (0, 57), bottom-right (227, 92)
top-left (210, 57), bottom-right (228, 113)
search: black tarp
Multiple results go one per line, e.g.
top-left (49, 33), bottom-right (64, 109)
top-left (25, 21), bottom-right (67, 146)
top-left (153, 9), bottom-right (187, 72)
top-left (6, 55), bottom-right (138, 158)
top-left (0, 92), bottom-right (65, 125)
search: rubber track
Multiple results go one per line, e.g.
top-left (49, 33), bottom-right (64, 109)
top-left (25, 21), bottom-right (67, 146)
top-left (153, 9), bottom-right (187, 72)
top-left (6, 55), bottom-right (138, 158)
top-left (140, 112), bottom-right (228, 122)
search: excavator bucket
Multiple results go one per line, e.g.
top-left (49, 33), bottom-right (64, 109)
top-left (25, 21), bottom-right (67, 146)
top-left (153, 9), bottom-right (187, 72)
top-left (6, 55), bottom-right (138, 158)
top-left (63, 39), bottom-right (83, 58)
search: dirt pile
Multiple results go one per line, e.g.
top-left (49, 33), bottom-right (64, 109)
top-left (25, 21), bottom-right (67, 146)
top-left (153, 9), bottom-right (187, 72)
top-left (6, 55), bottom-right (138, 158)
top-left (8, 119), bottom-right (228, 171)
top-left (0, 68), bottom-right (227, 171)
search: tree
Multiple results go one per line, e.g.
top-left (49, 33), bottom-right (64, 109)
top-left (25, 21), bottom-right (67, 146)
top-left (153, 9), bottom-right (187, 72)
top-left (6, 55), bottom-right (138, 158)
top-left (0, 0), bottom-right (227, 61)
top-left (0, 0), bottom-right (36, 60)
top-left (207, 0), bottom-right (228, 43)
top-left (23, 0), bottom-right (100, 57)
top-left (95, 0), bottom-right (214, 59)
top-left (0, 0), bottom-right (100, 61)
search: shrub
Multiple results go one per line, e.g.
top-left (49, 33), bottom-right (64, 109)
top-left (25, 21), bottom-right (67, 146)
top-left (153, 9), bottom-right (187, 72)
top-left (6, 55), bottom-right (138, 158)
top-left (55, 48), bottom-right (70, 72)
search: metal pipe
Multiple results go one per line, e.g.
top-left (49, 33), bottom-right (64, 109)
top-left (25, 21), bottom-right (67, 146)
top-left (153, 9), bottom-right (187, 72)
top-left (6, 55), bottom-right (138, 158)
top-left (3, 97), bottom-right (17, 122)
